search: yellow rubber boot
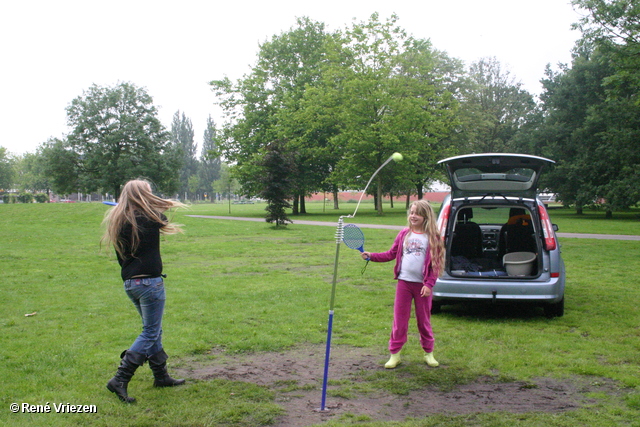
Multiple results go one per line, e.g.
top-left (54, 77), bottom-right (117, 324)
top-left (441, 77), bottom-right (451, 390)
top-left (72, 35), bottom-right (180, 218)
top-left (384, 352), bottom-right (401, 369)
top-left (424, 352), bottom-right (439, 367)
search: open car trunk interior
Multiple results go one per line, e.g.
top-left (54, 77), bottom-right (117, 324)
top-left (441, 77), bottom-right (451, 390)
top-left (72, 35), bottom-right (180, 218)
top-left (447, 205), bottom-right (541, 278)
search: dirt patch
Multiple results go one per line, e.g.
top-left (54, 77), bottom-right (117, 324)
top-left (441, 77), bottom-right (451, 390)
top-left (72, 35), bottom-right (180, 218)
top-left (174, 345), bottom-right (620, 426)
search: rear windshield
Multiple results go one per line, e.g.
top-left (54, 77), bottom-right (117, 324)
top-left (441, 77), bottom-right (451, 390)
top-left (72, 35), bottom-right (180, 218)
top-left (456, 206), bottom-right (532, 225)
top-left (453, 168), bottom-right (537, 192)
top-left (455, 168), bottom-right (535, 182)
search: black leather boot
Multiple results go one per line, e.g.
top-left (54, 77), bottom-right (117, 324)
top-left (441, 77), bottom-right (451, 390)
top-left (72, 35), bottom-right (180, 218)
top-left (106, 350), bottom-right (146, 403)
top-left (148, 349), bottom-right (185, 387)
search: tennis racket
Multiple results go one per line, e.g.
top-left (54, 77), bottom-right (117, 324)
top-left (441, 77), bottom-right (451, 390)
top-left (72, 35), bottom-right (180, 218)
top-left (342, 224), bottom-right (369, 274)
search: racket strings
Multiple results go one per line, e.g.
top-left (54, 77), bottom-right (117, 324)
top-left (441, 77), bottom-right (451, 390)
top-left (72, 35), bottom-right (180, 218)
top-left (342, 224), bottom-right (365, 250)
top-left (343, 224), bottom-right (369, 275)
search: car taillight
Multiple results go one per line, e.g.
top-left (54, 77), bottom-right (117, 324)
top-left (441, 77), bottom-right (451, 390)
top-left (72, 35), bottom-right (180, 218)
top-left (437, 199), bottom-right (451, 239)
top-left (537, 201), bottom-right (556, 251)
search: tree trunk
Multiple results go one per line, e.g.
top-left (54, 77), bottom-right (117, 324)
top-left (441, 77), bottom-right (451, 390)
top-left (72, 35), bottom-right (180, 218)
top-left (415, 182), bottom-right (424, 200)
top-left (292, 194), bottom-right (299, 215)
top-left (376, 177), bottom-right (383, 215)
top-left (300, 195), bottom-right (307, 214)
top-left (333, 189), bottom-right (339, 209)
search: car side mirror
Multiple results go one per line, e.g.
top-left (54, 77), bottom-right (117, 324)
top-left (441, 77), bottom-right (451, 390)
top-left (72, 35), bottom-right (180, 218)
top-left (553, 224), bottom-right (559, 232)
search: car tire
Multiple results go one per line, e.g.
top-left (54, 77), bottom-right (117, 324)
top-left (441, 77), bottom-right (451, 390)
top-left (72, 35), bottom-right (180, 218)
top-left (544, 297), bottom-right (564, 318)
top-left (431, 301), bottom-right (442, 314)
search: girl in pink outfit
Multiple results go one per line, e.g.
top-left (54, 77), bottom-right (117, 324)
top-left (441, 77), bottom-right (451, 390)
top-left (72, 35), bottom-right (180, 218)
top-left (361, 200), bottom-right (445, 368)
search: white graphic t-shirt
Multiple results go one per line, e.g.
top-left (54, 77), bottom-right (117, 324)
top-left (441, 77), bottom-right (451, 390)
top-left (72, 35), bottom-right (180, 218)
top-left (398, 231), bottom-right (428, 283)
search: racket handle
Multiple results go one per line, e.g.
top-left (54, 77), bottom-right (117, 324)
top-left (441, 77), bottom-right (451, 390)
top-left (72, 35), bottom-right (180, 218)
top-left (358, 248), bottom-right (370, 261)
top-left (361, 259), bottom-right (370, 275)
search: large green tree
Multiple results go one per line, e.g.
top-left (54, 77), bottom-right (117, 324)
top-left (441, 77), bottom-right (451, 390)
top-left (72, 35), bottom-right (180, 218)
top-left (302, 14), bottom-right (460, 213)
top-left (535, 53), bottom-right (613, 212)
top-left (0, 147), bottom-right (14, 191)
top-left (260, 140), bottom-right (294, 226)
top-left (172, 111), bottom-right (198, 200)
top-left (14, 150), bottom-right (50, 194)
top-left (64, 82), bottom-right (181, 199)
top-left (211, 17), bottom-right (335, 213)
top-left (529, 0), bottom-right (640, 215)
top-left (459, 57), bottom-right (537, 153)
top-left (40, 137), bottom-right (79, 195)
top-left (197, 115), bottom-right (222, 201)
top-left (572, 0), bottom-right (640, 213)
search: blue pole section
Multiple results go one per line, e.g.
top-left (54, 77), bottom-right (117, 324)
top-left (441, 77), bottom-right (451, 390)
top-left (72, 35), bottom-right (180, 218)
top-left (320, 310), bottom-right (334, 410)
top-left (318, 218), bottom-right (343, 412)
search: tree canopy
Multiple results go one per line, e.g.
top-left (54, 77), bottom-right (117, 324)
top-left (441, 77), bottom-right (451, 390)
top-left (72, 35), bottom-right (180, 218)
top-left (0, 147), bottom-right (14, 190)
top-left (212, 14), bottom-right (464, 215)
top-left (62, 82), bottom-right (181, 199)
top-left (527, 0), bottom-right (640, 215)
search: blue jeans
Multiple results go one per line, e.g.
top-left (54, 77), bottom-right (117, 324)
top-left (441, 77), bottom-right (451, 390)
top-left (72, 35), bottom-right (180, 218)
top-left (124, 277), bottom-right (165, 356)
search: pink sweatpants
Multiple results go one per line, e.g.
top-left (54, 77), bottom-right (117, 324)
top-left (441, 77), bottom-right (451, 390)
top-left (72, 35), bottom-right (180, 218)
top-left (389, 280), bottom-right (434, 354)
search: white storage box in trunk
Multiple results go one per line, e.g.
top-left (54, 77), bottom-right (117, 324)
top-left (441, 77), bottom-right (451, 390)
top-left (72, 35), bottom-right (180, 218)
top-left (503, 252), bottom-right (536, 276)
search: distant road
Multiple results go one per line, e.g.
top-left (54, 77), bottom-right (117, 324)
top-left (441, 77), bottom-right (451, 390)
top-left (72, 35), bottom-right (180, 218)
top-left (188, 215), bottom-right (640, 240)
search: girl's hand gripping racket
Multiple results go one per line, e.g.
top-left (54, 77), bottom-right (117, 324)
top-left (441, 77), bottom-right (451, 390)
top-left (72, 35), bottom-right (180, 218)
top-left (343, 224), bottom-right (369, 274)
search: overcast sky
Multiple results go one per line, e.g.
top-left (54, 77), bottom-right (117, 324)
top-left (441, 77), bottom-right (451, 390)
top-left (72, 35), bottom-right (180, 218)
top-left (0, 0), bottom-right (583, 156)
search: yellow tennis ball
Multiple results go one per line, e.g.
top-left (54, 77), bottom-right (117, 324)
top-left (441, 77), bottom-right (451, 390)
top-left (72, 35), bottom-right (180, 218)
top-left (392, 152), bottom-right (403, 162)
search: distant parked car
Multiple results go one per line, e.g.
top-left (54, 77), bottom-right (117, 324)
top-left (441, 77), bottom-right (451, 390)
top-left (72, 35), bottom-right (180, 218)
top-left (433, 153), bottom-right (566, 317)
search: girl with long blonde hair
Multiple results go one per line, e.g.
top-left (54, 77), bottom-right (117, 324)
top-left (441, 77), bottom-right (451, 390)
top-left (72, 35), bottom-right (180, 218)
top-left (102, 179), bottom-right (186, 403)
top-left (361, 199), bottom-right (445, 369)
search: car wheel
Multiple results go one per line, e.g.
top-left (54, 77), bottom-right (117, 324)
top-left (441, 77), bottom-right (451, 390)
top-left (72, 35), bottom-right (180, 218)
top-left (544, 297), bottom-right (564, 318)
top-left (431, 301), bottom-right (442, 314)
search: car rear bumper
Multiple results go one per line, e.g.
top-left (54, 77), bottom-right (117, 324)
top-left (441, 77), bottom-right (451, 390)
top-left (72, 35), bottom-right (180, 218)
top-left (433, 275), bottom-right (564, 303)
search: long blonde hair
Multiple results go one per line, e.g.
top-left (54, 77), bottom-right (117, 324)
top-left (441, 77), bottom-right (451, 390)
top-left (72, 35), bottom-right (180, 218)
top-left (405, 199), bottom-right (445, 276)
top-left (101, 179), bottom-right (186, 258)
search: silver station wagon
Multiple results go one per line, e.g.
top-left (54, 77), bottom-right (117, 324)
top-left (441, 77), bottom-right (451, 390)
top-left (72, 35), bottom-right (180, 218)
top-left (433, 153), bottom-right (566, 317)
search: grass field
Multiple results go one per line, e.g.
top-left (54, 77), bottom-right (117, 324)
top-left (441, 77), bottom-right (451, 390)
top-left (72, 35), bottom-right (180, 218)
top-left (1, 201), bottom-right (639, 426)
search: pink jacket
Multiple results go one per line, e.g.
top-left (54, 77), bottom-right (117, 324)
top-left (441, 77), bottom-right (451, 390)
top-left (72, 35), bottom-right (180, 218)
top-left (368, 227), bottom-right (439, 289)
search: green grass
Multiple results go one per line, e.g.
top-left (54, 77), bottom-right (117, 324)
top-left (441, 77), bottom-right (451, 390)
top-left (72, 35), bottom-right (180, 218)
top-left (1, 201), bottom-right (639, 426)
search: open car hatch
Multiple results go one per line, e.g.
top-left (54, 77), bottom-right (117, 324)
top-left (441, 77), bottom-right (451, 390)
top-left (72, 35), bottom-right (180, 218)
top-left (438, 153), bottom-right (555, 199)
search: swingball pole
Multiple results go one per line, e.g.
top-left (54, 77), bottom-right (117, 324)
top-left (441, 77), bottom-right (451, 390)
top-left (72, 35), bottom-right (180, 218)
top-left (318, 217), bottom-right (344, 412)
top-left (317, 152), bottom-right (402, 412)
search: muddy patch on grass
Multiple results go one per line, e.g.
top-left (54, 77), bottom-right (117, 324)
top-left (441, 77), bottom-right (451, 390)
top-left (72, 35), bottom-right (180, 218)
top-left (174, 345), bottom-right (622, 427)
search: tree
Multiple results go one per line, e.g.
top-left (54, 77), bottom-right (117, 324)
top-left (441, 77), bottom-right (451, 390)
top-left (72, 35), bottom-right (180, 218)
top-left (526, 51), bottom-right (615, 214)
top-left (64, 82), bottom-right (181, 199)
top-left (302, 14), bottom-right (459, 213)
top-left (198, 115), bottom-right (221, 201)
top-left (172, 111), bottom-right (198, 200)
top-left (14, 150), bottom-right (50, 194)
top-left (260, 140), bottom-right (294, 226)
top-left (459, 57), bottom-right (537, 153)
top-left (572, 0), bottom-right (640, 46)
top-left (571, 0), bottom-right (640, 214)
top-left (211, 17), bottom-right (334, 212)
top-left (0, 147), bottom-right (14, 191)
top-left (40, 137), bottom-right (79, 195)
top-left (528, 1), bottom-right (640, 215)
top-left (213, 163), bottom-right (240, 204)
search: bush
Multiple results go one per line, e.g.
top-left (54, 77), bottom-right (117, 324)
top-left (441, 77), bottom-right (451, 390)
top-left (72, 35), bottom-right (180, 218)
top-left (34, 193), bottom-right (48, 203)
top-left (2, 194), bottom-right (16, 204)
top-left (16, 193), bottom-right (34, 203)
